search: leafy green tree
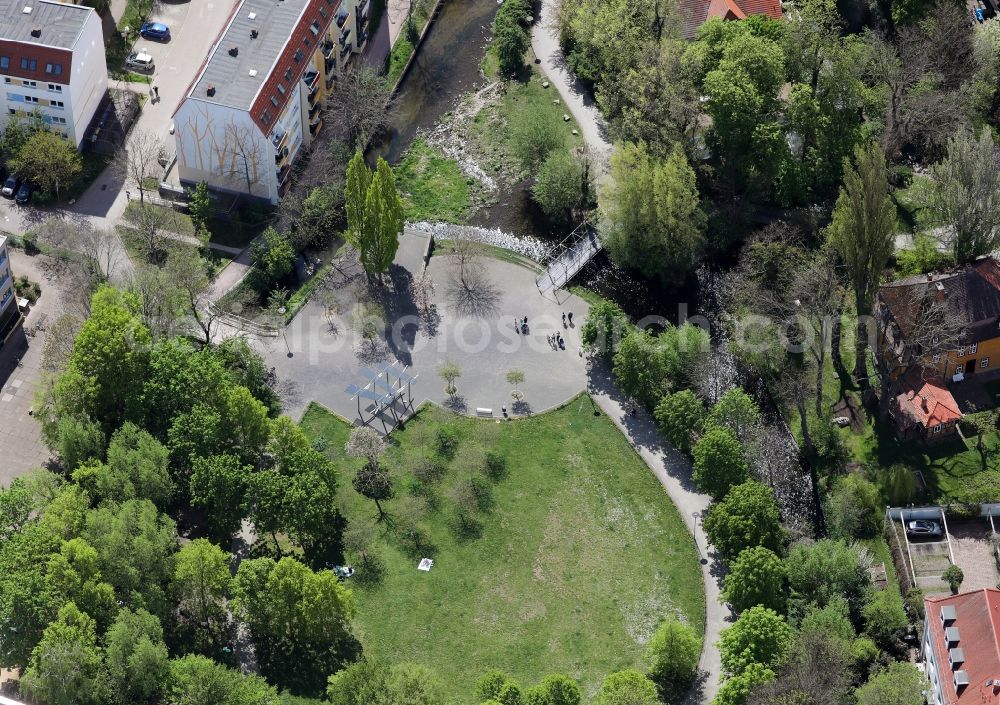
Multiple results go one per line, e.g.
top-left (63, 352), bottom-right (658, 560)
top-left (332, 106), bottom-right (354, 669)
top-left (532, 150), bottom-right (588, 223)
top-left (48, 286), bottom-right (151, 432)
top-left (797, 596), bottom-right (856, 645)
top-left (826, 474), bottom-right (881, 540)
top-left (102, 608), bottom-right (169, 705)
top-left (327, 659), bottom-right (446, 705)
top-left (493, 12), bottom-right (530, 76)
top-left (344, 152), bottom-right (402, 280)
top-left (72, 422), bottom-right (173, 507)
top-left (232, 556), bottom-right (359, 695)
top-left (931, 128), bottom-right (1000, 263)
top-left (943, 563), bottom-right (965, 593)
top-left (645, 616), bottom-right (701, 700)
top-left (722, 546), bottom-right (787, 614)
top-left (0, 522), bottom-right (62, 667)
top-left (613, 329), bottom-right (672, 410)
top-left (700, 28), bottom-right (788, 199)
top-left (862, 589), bottom-right (907, 651)
top-left (54, 416), bottom-right (105, 472)
top-left (167, 654), bottom-right (278, 705)
top-left (45, 537), bottom-right (118, 631)
top-left (190, 454), bottom-right (251, 540)
top-left (703, 481), bottom-right (783, 561)
top-left (692, 427), bottom-right (749, 500)
top-left (653, 390), bottom-right (705, 455)
top-left (20, 602), bottom-right (103, 705)
top-left (188, 181), bottom-right (213, 234)
top-left (719, 605), bottom-right (792, 676)
top-left (477, 670), bottom-right (517, 702)
top-left (707, 389), bottom-right (761, 444)
top-left (251, 227), bottom-right (295, 283)
top-left (359, 158), bottom-right (403, 278)
top-left (172, 539), bottom-right (231, 649)
top-left (855, 662), bottom-right (926, 705)
top-left (601, 143), bottom-right (705, 284)
top-left (83, 499), bottom-right (177, 621)
top-left (0, 111), bottom-right (44, 161)
top-left (582, 300), bottom-right (630, 358)
top-left (785, 539), bottom-right (870, 616)
top-left (509, 102), bottom-right (566, 173)
top-left (827, 142), bottom-right (895, 390)
top-left (214, 337), bottom-right (281, 416)
top-left (10, 129), bottom-right (82, 199)
top-left (592, 670), bottom-right (658, 705)
top-left (536, 674), bottom-right (581, 705)
top-left (713, 662), bottom-right (774, 705)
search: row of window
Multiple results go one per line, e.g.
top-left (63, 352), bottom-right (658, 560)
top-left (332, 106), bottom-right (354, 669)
top-left (3, 77), bottom-right (62, 92)
top-left (6, 108), bottom-right (66, 124)
top-left (932, 342), bottom-right (980, 362)
top-left (5, 94), bottom-right (63, 108)
top-left (0, 56), bottom-right (62, 75)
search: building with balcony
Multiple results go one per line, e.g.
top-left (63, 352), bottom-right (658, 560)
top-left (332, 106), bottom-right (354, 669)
top-left (172, 0), bottom-right (369, 203)
top-left (0, 0), bottom-right (107, 146)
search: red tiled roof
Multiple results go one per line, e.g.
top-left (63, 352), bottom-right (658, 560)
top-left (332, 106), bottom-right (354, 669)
top-left (677, 0), bottom-right (782, 39)
top-left (925, 589), bottom-right (1000, 705)
top-left (896, 367), bottom-right (962, 428)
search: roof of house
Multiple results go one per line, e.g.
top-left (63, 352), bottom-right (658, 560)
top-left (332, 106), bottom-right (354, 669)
top-left (879, 257), bottom-right (1000, 340)
top-left (895, 367), bottom-right (962, 428)
top-left (186, 0), bottom-right (335, 130)
top-left (925, 589), bottom-right (1000, 705)
top-left (676, 0), bottom-right (782, 39)
top-left (0, 0), bottom-right (92, 49)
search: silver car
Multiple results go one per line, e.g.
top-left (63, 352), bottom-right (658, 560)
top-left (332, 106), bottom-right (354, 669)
top-left (906, 519), bottom-right (943, 538)
top-left (125, 52), bottom-right (155, 73)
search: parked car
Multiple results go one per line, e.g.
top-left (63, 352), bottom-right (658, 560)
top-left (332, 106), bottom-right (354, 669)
top-left (2, 175), bottom-right (19, 198)
top-left (906, 519), bottom-right (943, 538)
top-left (139, 22), bottom-right (170, 40)
top-left (125, 51), bottom-right (155, 73)
top-left (14, 182), bottom-right (32, 205)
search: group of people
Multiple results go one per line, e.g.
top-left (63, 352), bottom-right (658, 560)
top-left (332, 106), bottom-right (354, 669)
top-left (511, 312), bottom-right (575, 350)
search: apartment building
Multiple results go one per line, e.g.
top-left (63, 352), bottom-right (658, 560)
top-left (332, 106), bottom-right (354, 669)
top-left (0, 0), bottom-right (106, 146)
top-left (0, 235), bottom-right (21, 342)
top-left (923, 589), bottom-right (1000, 705)
top-left (172, 0), bottom-right (369, 203)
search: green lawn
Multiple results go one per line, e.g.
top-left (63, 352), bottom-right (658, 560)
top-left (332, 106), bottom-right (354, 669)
top-left (300, 399), bottom-right (705, 700)
top-left (395, 139), bottom-right (471, 223)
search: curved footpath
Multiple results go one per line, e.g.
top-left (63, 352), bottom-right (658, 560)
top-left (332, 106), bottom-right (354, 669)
top-left (588, 364), bottom-right (730, 704)
top-left (530, 0), bottom-right (613, 176)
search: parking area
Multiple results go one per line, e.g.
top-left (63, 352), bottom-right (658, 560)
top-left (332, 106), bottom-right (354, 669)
top-left (888, 507), bottom-right (1000, 595)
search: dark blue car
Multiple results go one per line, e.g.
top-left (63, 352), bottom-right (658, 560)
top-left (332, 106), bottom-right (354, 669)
top-left (140, 22), bottom-right (170, 40)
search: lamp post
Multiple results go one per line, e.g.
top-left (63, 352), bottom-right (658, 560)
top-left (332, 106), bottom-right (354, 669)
top-left (692, 510), bottom-right (704, 563)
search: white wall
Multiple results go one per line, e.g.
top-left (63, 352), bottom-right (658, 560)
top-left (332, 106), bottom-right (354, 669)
top-left (174, 99), bottom-right (277, 202)
top-left (67, 9), bottom-right (108, 146)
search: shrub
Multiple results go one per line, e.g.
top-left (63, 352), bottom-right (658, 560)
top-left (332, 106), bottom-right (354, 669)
top-left (413, 456), bottom-right (447, 485)
top-left (483, 450), bottom-right (507, 481)
top-left (862, 588), bottom-right (907, 652)
top-left (645, 616), bottom-right (700, 700)
top-left (943, 564), bottom-right (964, 594)
top-left (531, 150), bottom-right (587, 223)
top-left (581, 300), bottom-right (630, 358)
top-left (509, 102), bottom-right (565, 173)
top-left (826, 474), bottom-right (881, 539)
top-left (435, 425), bottom-right (459, 459)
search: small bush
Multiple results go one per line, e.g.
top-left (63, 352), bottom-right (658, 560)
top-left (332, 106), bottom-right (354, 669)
top-left (396, 519), bottom-right (436, 557)
top-left (943, 564), bottom-right (964, 594)
top-left (310, 436), bottom-right (329, 452)
top-left (448, 507), bottom-right (483, 540)
top-left (413, 456), bottom-right (447, 485)
top-left (483, 450), bottom-right (508, 481)
top-left (435, 426), bottom-right (459, 459)
top-left (467, 476), bottom-right (495, 512)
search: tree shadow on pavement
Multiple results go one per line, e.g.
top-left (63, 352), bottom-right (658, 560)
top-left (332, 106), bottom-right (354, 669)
top-left (443, 394), bottom-right (468, 413)
top-left (373, 263), bottom-right (419, 367)
top-left (446, 271), bottom-right (501, 319)
top-left (511, 399), bottom-right (532, 416)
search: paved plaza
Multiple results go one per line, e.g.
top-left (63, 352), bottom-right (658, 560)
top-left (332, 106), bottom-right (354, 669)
top-left (257, 231), bottom-right (591, 422)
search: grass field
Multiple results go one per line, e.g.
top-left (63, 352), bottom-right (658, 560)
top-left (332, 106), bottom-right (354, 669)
top-left (395, 139), bottom-right (472, 223)
top-left (300, 399), bottom-right (705, 700)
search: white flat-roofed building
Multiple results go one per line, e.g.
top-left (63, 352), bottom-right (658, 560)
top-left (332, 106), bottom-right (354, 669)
top-left (0, 0), bottom-right (107, 146)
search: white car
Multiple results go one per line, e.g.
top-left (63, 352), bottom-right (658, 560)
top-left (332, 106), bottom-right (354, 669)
top-left (125, 52), bottom-right (155, 73)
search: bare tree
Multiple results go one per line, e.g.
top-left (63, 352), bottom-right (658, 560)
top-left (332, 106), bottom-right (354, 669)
top-left (113, 129), bottom-right (165, 204)
top-left (128, 263), bottom-right (181, 338)
top-left (167, 248), bottom-right (217, 345)
top-left (331, 65), bottom-right (396, 150)
top-left (40, 314), bottom-right (81, 374)
top-left (118, 202), bottom-right (173, 263)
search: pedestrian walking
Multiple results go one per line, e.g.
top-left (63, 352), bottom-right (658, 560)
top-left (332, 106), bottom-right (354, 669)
top-left (153, 85), bottom-right (159, 100)
top-left (126, 190), bottom-right (131, 202)
top-left (562, 312), bottom-right (567, 327)
top-left (514, 318), bottom-right (519, 334)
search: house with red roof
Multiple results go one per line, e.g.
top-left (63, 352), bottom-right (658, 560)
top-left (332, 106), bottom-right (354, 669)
top-left (676, 0), bottom-right (783, 39)
top-left (874, 257), bottom-right (1000, 442)
top-left (923, 588), bottom-right (1000, 705)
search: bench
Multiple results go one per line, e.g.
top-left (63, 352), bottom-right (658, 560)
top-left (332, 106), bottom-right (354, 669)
top-left (476, 407), bottom-right (493, 417)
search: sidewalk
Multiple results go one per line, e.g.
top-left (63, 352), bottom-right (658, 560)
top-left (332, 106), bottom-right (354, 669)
top-left (530, 0), bottom-right (612, 177)
top-left (587, 362), bottom-right (729, 704)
